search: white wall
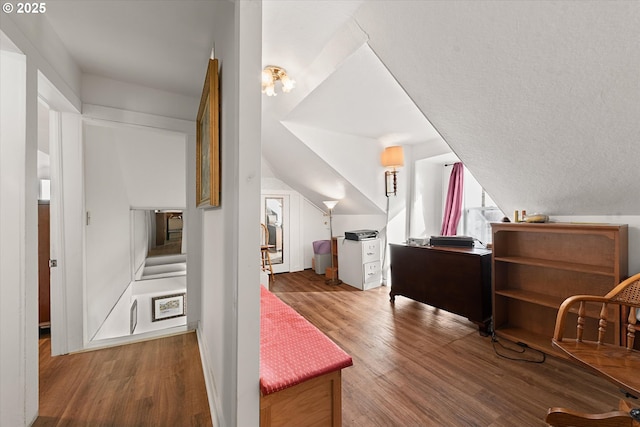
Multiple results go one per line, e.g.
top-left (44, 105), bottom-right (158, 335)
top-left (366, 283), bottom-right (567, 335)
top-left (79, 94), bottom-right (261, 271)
top-left (92, 282), bottom-right (134, 340)
top-left (84, 123), bottom-right (185, 341)
top-left (0, 5), bottom-right (261, 426)
top-left (84, 124), bottom-right (186, 209)
top-left (284, 122), bottom-right (389, 212)
top-left (0, 45), bottom-right (39, 427)
top-left (0, 13), bottom-right (81, 111)
top-left (93, 275), bottom-right (187, 341)
top-left (83, 74), bottom-right (198, 122)
top-left (132, 210), bottom-right (150, 277)
top-left (1, 9), bottom-right (83, 422)
top-left (411, 155), bottom-right (451, 238)
top-left (49, 109), bottom-right (85, 355)
top-left (302, 199), bottom-right (331, 269)
top-left (132, 276), bottom-right (187, 334)
top-left (84, 127), bottom-right (135, 340)
top-left (197, 2), bottom-right (262, 426)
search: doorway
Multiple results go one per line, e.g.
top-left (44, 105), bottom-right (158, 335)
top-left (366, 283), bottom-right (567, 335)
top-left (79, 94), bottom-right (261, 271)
top-left (37, 100), bottom-right (53, 335)
top-left (36, 88), bottom-right (83, 356)
top-left (261, 194), bottom-right (290, 274)
top-left (83, 124), bottom-right (187, 343)
top-left (38, 201), bottom-right (51, 331)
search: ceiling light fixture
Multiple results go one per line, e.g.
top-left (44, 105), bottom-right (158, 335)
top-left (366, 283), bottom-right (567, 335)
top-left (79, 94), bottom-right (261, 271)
top-left (261, 65), bottom-right (295, 96)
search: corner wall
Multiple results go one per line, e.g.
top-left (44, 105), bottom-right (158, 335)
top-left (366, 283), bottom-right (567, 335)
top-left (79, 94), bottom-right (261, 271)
top-left (0, 46), bottom-right (38, 427)
top-left (1, 10), bottom-right (82, 423)
top-left (197, 1), bottom-right (262, 426)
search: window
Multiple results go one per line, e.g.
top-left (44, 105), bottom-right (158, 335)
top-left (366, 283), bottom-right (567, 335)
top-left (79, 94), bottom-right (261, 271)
top-left (460, 169), bottom-right (503, 245)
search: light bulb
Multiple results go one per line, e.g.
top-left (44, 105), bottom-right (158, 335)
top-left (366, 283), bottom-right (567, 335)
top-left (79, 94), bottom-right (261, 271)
top-left (281, 75), bottom-right (296, 93)
top-left (261, 69), bottom-right (273, 86)
top-left (264, 84), bottom-right (276, 96)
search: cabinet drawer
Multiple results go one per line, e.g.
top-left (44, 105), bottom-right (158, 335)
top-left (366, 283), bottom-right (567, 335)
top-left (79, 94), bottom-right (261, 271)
top-left (363, 261), bottom-right (381, 284)
top-left (361, 240), bottom-right (380, 263)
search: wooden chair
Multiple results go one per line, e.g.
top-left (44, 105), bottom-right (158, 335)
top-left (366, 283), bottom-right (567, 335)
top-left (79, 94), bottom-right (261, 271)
top-left (261, 223), bottom-right (274, 282)
top-left (545, 273), bottom-right (640, 426)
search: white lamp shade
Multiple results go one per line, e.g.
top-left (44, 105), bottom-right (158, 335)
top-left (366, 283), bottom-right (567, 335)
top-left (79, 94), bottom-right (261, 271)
top-left (381, 146), bottom-right (404, 168)
top-left (323, 200), bottom-right (339, 210)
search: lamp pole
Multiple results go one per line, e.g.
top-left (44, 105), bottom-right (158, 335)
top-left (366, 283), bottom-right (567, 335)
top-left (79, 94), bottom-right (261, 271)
top-left (380, 146), bottom-right (404, 285)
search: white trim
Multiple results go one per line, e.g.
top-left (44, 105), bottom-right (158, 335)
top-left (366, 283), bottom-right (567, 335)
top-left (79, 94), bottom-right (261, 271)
top-left (49, 111), bottom-right (85, 355)
top-left (261, 193), bottom-right (290, 274)
top-left (37, 70), bottom-right (84, 356)
top-left (261, 190), bottom-right (306, 273)
top-left (197, 324), bottom-right (222, 427)
top-left (289, 192), bottom-right (304, 272)
top-left (48, 109), bottom-right (68, 355)
top-left (83, 104), bottom-right (195, 135)
top-left (0, 14), bottom-right (82, 111)
top-left (83, 325), bottom-right (190, 352)
top-left (38, 71), bottom-right (79, 114)
top-left (0, 46), bottom-right (33, 426)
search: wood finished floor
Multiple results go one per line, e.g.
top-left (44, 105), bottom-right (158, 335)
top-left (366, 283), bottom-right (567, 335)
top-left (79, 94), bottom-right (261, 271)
top-left (270, 270), bottom-right (632, 427)
top-left (33, 271), bottom-right (632, 426)
top-left (34, 331), bottom-right (212, 427)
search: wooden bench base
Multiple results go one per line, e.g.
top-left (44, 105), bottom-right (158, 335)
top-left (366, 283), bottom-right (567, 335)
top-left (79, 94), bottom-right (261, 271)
top-left (260, 370), bottom-right (343, 427)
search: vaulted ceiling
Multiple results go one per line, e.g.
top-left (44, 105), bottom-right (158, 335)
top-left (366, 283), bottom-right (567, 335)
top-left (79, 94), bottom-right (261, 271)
top-left (29, 1), bottom-right (640, 216)
top-left (261, 0), bottom-right (640, 216)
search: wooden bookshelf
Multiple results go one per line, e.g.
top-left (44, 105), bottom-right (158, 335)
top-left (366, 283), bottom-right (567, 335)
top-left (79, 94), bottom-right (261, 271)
top-left (491, 222), bottom-right (628, 358)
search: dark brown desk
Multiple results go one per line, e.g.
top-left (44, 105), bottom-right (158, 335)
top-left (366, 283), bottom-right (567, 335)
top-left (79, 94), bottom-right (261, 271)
top-left (389, 243), bottom-right (492, 332)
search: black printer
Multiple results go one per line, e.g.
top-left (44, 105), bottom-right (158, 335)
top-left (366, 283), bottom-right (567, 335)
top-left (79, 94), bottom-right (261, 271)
top-left (344, 230), bottom-right (378, 241)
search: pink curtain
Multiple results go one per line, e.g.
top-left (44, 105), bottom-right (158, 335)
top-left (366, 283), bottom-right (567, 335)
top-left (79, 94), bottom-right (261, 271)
top-left (440, 162), bottom-right (464, 236)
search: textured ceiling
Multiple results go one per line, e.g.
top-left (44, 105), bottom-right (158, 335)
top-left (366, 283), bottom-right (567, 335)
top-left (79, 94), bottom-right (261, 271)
top-left (354, 0), bottom-right (640, 215)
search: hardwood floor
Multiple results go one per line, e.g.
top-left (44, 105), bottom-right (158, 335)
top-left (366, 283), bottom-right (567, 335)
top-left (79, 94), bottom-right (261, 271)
top-left (270, 270), bottom-right (632, 427)
top-left (34, 331), bottom-right (212, 427)
top-left (33, 270), bottom-right (632, 426)
top-left (147, 239), bottom-right (182, 257)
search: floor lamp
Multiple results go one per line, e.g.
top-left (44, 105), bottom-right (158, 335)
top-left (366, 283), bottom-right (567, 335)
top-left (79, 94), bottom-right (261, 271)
top-left (323, 200), bottom-right (342, 286)
top-left (380, 146), bottom-right (404, 285)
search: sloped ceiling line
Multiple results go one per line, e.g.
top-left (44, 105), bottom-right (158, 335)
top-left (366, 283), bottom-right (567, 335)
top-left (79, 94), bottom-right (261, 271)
top-left (352, 1), bottom-right (640, 216)
top-left (262, 20), bottom-right (381, 215)
top-left (278, 37), bottom-right (449, 216)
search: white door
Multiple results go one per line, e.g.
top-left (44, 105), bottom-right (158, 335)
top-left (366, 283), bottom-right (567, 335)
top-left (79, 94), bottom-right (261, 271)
top-left (261, 194), bottom-right (290, 274)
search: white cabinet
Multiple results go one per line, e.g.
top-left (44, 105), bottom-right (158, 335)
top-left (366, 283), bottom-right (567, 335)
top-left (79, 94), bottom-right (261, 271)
top-left (337, 238), bottom-right (382, 290)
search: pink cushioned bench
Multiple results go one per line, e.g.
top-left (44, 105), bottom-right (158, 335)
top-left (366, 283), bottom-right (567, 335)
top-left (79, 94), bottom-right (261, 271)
top-left (260, 285), bottom-right (353, 427)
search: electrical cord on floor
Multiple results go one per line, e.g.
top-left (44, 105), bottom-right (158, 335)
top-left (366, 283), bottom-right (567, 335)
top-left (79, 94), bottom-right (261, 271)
top-left (490, 333), bottom-right (546, 363)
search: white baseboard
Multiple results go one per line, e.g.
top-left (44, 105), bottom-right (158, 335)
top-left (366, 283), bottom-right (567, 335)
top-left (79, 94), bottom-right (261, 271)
top-left (82, 325), bottom-right (189, 352)
top-left (196, 324), bottom-right (223, 427)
